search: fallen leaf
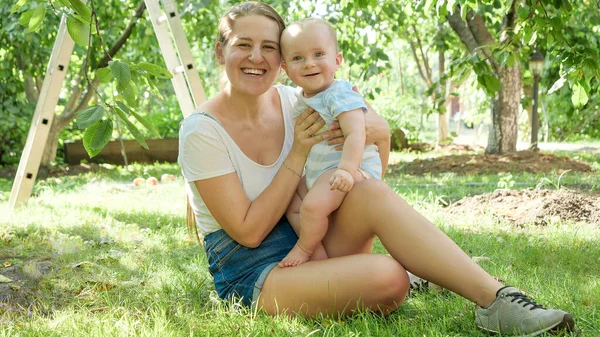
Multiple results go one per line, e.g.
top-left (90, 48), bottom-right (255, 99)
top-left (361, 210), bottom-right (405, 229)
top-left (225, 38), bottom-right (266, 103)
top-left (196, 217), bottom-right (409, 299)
top-left (3, 261), bottom-right (12, 267)
top-left (472, 256), bottom-right (491, 264)
top-left (72, 261), bottom-right (97, 268)
top-left (0, 275), bottom-right (13, 283)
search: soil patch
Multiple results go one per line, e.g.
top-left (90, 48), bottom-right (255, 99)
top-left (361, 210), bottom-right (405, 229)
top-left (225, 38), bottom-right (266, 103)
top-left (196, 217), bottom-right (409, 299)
top-left (0, 163), bottom-right (102, 181)
top-left (447, 188), bottom-right (600, 226)
top-left (392, 150), bottom-right (593, 175)
top-left (0, 259), bottom-right (51, 318)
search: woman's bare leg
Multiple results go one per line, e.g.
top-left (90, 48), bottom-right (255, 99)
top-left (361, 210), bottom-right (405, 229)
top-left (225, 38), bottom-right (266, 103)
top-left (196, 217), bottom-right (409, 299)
top-left (259, 254), bottom-right (409, 317)
top-left (324, 179), bottom-right (502, 307)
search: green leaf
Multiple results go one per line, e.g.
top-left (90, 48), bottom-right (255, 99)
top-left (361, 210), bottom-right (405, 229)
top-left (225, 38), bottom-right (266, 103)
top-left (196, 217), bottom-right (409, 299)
top-left (68, 0), bottom-right (91, 24)
top-left (355, 0), bottom-right (369, 8)
top-left (66, 15), bottom-right (89, 47)
top-left (115, 101), bottom-right (130, 114)
top-left (28, 5), bottom-right (45, 32)
top-left (114, 108), bottom-right (148, 149)
top-left (522, 27), bottom-right (533, 45)
top-left (11, 0), bottom-right (28, 14)
top-left (56, 0), bottom-right (71, 8)
top-left (95, 67), bottom-right (112, 83)
top-left (116, 81), bottom-right (138, 108)
top-left (135, 62), bottom-right (172, 79)
top-left (19, 9), bottom-right (34, 27)
top-left (571, 82), bottom-right (588, 108)
top-left (130, 109), bottom-right (161, 138)
top-left (528, 30), bottom-right (537, 45)
top-left (582, 58), bottom-right (599, 79)
top-left (482, 74), bottom-right (501, 94)
top-left (83, 119), bottom-right (113, 157)
top-left (505, 53), bottom-right (515, 67)
top-left (110, 60), bottom-right (131, 85)
top-left (144, 76), bottom-right (163, 100)
top-left (77, 105), bottom-right (104, 129)
top-left (517, 7), bottom-right (529, 20)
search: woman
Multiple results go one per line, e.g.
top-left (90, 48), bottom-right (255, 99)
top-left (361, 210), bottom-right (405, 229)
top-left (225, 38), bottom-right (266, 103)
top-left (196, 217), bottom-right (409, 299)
top-left (178, 2), bottom-right (574, 335)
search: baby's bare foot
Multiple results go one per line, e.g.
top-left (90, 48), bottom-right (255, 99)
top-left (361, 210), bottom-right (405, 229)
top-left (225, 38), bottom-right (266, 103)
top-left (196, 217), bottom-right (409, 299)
top-left (279, 244), bottom-right (311, 267)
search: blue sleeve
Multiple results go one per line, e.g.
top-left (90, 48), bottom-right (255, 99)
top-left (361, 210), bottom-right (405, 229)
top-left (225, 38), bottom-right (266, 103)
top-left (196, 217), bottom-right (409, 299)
top-left (323, 81), bottom-right (367, 118)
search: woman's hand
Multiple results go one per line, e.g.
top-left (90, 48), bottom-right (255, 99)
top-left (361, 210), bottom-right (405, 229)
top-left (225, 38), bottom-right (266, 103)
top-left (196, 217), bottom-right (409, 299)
top-left (290, 107), bottom-right (329, 158)
top-left (327, 85), bottom-right (391, 150)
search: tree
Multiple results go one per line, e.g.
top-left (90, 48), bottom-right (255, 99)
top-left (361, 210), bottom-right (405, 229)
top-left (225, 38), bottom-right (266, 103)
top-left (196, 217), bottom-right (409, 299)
top-left (446, 2), bottom-right (520, 154)
top-left (405, 20), bottom-right (453, 143)
top-left (9, 0), bottom-right (224, 165)
top-left (438, 0), bottom-right (600, 153)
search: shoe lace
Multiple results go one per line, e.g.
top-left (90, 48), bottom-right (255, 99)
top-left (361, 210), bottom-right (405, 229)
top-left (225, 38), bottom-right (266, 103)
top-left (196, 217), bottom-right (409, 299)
top-left (506, 292), bottom-right (545, 310)
top-left (409, 279), bottom-right (429, 291)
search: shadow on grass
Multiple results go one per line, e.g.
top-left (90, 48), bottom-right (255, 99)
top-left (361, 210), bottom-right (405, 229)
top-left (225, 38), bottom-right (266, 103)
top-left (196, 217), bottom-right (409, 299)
top-left (2, 204), bottom-right (596, 336)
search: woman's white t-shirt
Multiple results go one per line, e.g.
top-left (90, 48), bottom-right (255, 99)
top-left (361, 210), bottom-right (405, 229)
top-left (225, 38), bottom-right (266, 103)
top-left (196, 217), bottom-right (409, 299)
top-left (178, 85), bottom-right (297, 235)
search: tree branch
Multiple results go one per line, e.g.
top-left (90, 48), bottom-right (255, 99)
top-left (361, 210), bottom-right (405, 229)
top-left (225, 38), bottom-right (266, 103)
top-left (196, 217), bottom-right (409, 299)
top-left (97, 1), bottom-right (146, 70)
top-left (409, 40), bottom-right (430, 86)
top-left (447, 7), bottom-right (480, 54)
top-left (466, 11), bottom-right (500, 74)
top-left (500, 0), bottom-right (517, 44)
top-left (15, 54), bottom-right (39, 103)
top-left (59, 0), bottom-right (147, 125)
top-left (412, 24), bottom-right (432, 83)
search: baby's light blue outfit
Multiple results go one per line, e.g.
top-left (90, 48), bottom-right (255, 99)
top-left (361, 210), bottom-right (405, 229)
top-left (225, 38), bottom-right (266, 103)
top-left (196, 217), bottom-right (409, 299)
top-left (292, 80), bottom-right (382, 189)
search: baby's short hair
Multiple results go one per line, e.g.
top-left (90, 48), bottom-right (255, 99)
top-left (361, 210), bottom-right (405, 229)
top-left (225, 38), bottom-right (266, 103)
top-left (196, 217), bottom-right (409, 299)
top-left (285, 17), bottom-right (339, 52)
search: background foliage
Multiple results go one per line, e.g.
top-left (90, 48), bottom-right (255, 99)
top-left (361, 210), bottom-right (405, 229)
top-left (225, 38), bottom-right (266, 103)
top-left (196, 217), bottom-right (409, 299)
top-left (2, 0), bottom-right (600, 166)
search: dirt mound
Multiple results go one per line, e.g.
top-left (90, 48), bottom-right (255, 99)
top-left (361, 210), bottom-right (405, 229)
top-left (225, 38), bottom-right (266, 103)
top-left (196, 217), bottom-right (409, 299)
top-left (447, 188), bottom-right (600, 226)
top-left (393, 150), bottom-right (593, 175)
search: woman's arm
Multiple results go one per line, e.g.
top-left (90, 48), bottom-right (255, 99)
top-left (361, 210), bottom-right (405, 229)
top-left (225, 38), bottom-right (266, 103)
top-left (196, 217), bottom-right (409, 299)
top-left (364, 103), bottom-right (390, 177)
top-left (193, 109), bottom-right (327, 248)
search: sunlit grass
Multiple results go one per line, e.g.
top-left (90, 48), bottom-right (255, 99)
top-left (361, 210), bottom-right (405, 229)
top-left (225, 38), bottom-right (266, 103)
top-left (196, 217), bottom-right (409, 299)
top-left (0, 159), bottom-right (598, 336)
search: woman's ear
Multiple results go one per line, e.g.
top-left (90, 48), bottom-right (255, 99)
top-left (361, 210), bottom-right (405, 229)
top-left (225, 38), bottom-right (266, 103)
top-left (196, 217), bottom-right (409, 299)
top-left (215, 43), bottom-right (225, 65)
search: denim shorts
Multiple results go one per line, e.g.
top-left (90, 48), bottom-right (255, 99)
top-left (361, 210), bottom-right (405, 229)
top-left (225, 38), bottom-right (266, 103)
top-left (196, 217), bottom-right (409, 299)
top-left (203, 217), bottom-right (297, 308)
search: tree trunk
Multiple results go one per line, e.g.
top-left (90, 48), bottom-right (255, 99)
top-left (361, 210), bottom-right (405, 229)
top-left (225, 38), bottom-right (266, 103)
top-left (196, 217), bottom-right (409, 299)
top-left (41, 120), bottom-right (62, 165)
top-left (438, 107), bottom-right (448, 142)
top-left (41, 114), bottom-right (76, 165)
top-left (523, 84), bottom-right (533, 140)
top-left (486, 64), bottom-right (520, 154)
top-left (448, 4), bottom-right (520, 154)
top-left (437, 44), bottom-right (448, 142)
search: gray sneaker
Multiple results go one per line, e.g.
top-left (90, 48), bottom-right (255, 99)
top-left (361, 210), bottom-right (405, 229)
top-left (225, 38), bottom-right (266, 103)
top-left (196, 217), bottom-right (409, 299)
top-left (475, 286), bottom-right (575, 336)
top-left (407, 271), bottom-right (443, 294)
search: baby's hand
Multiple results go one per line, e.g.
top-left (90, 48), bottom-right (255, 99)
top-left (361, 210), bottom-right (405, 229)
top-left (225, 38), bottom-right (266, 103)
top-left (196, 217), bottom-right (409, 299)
top-left (329, 169), bottom-right (354, 192)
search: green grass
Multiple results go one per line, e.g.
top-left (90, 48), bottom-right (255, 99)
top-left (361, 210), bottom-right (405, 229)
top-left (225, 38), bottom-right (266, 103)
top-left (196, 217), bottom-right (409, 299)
top-left (0, 157), bottom-right (598, 336)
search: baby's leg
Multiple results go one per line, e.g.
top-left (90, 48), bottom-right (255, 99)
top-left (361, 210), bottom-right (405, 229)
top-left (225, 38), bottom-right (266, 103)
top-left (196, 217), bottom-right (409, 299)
top-left (280, 169), bottom-right (347, 267)
top-left (283, 177), bottom-right (328, 264)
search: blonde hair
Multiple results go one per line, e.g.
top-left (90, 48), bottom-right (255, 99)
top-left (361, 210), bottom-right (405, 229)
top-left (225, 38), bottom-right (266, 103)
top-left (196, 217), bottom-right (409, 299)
top-left (216, 2), bottom-right (286, 46)
top-left (284, 18), bottom-right (339, 52)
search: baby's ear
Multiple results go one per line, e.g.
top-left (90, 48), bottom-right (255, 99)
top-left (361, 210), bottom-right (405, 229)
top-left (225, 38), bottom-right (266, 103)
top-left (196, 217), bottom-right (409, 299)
top-left (335, 52), bottom-right (343, 67)
top-left (281, 60), bottom-right (288, 72)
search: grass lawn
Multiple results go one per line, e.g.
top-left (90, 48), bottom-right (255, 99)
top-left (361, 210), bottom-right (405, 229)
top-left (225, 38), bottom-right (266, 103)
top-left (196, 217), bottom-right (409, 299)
top-left (0, 152), bottom-right (598, 336)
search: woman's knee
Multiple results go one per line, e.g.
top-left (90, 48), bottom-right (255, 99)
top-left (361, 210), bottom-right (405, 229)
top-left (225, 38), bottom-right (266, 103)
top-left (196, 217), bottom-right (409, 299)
top-left (369, 255), bottom-right (409, 310)
top-left (344, 179), bottom-right (398, 209)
